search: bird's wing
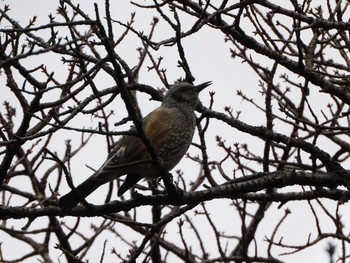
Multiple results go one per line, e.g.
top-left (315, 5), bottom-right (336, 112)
top-left (143, 106), bottom-right (175, 144)
top-left (98, 106), bottom-right (176, 174)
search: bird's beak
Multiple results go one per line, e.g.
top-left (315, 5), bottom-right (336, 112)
top-left (195, 81), bottom-right (212, 92)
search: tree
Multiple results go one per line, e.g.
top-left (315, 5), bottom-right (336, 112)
top-left (0, 0), bottom-right (349, 262)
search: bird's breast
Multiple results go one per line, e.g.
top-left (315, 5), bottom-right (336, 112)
top-left (144, 106), bottom-right (196, 169)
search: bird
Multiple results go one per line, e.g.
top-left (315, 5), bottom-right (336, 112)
top-left (58, 81), bottom-right (211, 212)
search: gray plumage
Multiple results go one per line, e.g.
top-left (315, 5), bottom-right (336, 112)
top-left (58, 81), bottom-right (211, 212)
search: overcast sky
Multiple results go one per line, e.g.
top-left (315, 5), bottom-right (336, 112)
top-left (0, 1), bottom-right (344, 262)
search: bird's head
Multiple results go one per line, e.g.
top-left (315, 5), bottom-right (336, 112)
top-left (162, 81), bottom-right (212, 108)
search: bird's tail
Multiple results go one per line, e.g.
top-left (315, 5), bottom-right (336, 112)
top-left (58, 172), bottom-right (108, 213)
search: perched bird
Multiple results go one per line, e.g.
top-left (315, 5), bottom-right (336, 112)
top-left (58, 81), bottom-right (211, 211)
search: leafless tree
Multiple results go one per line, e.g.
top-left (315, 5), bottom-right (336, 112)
top-left (1, 1), bottom-right (350, 262)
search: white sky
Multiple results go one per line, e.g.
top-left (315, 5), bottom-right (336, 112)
top-left (1, 1), bottom-right (346, 262)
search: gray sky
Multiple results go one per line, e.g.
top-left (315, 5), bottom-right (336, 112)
top-left (0, 1), bottom-right (344, 262)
